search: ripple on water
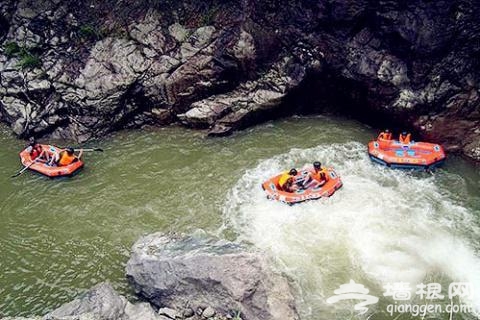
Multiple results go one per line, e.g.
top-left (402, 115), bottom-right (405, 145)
top-left (0, 119), bottom-right (479, 319)
top-left (223, 142), bottom-right (480, 319)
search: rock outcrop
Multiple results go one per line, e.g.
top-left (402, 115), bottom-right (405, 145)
top-left (46, 282), bottom-right (160, 320)
top-left (2, 282), bottom-right (162, 320)
top-left (1, 233), bottom-right (297, 320)
top-left (1, 0), bottom-right (479, 160)
top-left (126, 233), bottom-right (299, 320)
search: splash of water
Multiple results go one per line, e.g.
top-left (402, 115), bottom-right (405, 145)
top-left (222, 142), bottom-right (480, 318)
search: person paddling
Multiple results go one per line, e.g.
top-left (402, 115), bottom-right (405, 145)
top-left (49, 147), bottom-right (82, 166)
top-left (26, 140), bottom-right (43, 160)
top-left (25, 139), bottom-right (49, 162)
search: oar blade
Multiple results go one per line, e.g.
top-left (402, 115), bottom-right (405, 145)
top-left (73, 148), bottom-right (103, 152)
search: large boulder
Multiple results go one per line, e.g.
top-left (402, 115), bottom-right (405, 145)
top-left (45, 282), bottom-right (161, 320)
top-left (126, 233), bottom-right (299, 320)
top-left (1, 282), bottom-right (161, 320)
top-left (178, 53), bottom-right (313, 135)
top-left (44, 282), bottom-right (155, 320)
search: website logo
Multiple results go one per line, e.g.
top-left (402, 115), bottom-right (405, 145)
top-left (326, 280), bottom-right (379, 314)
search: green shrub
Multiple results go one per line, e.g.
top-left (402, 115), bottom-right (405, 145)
top-left (79, 24), bottom-right (101, 40)
top-left (4, 42), bottom-right (21, 57)
top-left (232, 311), bottom-right (242, 320)
top-left (3, 42), bottom-right (42, 69)
top-left (18, 52), bottom-right (41, 69)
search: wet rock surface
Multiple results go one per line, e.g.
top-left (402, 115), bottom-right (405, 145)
top-left (126, 233), bottom-right (299, 320)
top-left (2, 282), bottom-right (162, 320)
top-left (0, 0), bottom-right (479, 161)
top-left (2, 233), bottom-right (297, 320)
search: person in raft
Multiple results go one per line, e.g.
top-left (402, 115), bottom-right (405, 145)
top-left (25, 139), bottom-right (48, 162)
top-left (49, 147), bottom-right (82, 166)
top-left (300, 161), bottom-right (329, 189)
top-left (377, 129), bottom-right (392, 140)
top-left (278, 168), bottom-right (299, 192)
top-left (399, 131), bottom-right (412, 144)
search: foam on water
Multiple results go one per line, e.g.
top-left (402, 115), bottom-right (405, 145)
top-left (222, 142), bottom-right (480, 318)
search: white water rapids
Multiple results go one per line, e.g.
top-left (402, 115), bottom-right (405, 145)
top-left (223, 142), bottom-right (480, 319)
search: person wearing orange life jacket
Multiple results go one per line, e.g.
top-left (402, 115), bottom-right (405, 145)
top-left (278, 168), bottom-right (299, 192)
top-left (399, 131), bottom-right (412, 144)
top-left (377, 129), bottom-right (392, 140)
top-left (52, 147), bottom-right (82, 166)
top-left (302, 161), bottom-right (328, 189)
top-left (312, 161), bottom-right (329, 183)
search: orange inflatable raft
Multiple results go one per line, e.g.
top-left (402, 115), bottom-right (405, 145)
top-left (19, 144), bottom-right (84, 177)
top-left (368, 138), bottom-right (446, 170)
top-left (261, 168), bottom-right (343, 204)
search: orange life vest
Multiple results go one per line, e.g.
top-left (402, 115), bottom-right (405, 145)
top-left (312, 167), bottom-right (328, 182)
top-left (58, 151), bottom-right (76, 166)
top-left (399, 133), bottom-right (411, 144)
top-left (378, 132), bottom-right (392, 140)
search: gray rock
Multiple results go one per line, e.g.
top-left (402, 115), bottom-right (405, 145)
top-left (126, 233), bottom-right (299, 320)
top-left (27, 79), bottom-right (51, 91)
top-left (177, 103), bottom-right (231, 128)
top-left (182, 308), bottom-right (195, 318)
top-left (202, 307), bottom-right (215, 318)
top-left (158, 307), bottom-right (179, 319)
top-left (180, 26), bottom-right (216, 61)
top-left (181, 55), bottom-right (306, 135)
top-left (1, 285), bottom-right (162, 319)
top-left (79, 38), bottom-right (147, 96)
top-left (129, 12), bottom-right (166, 53)
top-left (46, 282), bottom-right (127, 319)
top-left (16, 7), bottom-right (37, 19)
top-left (124, 302), bottom-right (162, 320)
top-left (45, 282), bottom-right (161, 320)
top-left (233, 30), bottom-right (255, 62)
top-left (0, 317), bottom-right (41, 320)
top-left (168, 23), bottom-right (190, 43)
top-left (464, 139), bottom-right (480, 161)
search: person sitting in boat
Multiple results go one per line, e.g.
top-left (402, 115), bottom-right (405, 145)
top-left (399, 131), bottom-right (412, 144)
top-left (377, 129), bottom-right (392, 140)
top-left (25, 139), bottom-right (47, 161)
top-left (301, 161), bottom-right (328, 189)
top-left (50, 147), bottom-right (82, 166)
top-left (278, 168), bottom-right (299, 192)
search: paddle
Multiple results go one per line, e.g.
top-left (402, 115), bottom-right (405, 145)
top-left (73, 148), bottom-right (103, 152)
top-left (11, 159), bottom-right (38, 178)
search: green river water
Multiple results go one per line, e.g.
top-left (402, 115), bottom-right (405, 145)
top-left (0, 116), bottom-right (479, 319)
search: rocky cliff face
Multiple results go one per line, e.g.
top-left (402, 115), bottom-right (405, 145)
top-left (1, 0), bottom-right (479, 160)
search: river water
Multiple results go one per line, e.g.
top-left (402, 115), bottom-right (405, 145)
top-left (0, 116), bottom-right (479, 319)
